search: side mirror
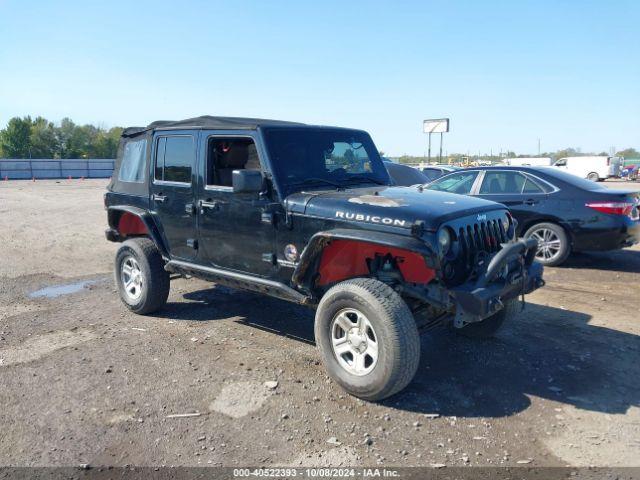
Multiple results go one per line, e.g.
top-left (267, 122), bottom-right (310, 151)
top-left (232, 169), bottom-right (263, 193)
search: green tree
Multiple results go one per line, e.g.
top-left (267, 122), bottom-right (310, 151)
top-left (30, 116), bottom-right (58, 158)
top-left (553, 147), bottom-right (580, 159)
top-left (616, 148), bottom-right (639, 158)
top-left (0, 116), bottom-right (32, 158)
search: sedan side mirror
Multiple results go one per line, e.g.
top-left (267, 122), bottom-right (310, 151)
top-left (232, 169), bottom-right (263, 193)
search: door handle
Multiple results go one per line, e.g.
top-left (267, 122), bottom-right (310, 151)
top-left (153, 194), bottom-right (167, 203)
top-left (524, 198), bottom-right (538, 206)
top-left (200, 200), bottom-right (220, 213)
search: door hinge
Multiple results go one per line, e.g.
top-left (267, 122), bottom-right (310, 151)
top-left (261, 212), bottom-right (274, 224)
top-left (187, 239), bottom-right (198, 250)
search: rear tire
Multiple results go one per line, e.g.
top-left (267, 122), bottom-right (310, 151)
top-left (455, 299), bottom-right (519, 339)
top-left (587, 172), bottom-right (600, 182)
top-left (115, 238), bottom-right (170, 314)
top-left (524, 222), bottom-right (571, 266)
top-left (314, 278), bottom-right (420, 401)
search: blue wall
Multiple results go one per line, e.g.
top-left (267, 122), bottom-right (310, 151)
top-left (0, 159), bottom-right (114, 179)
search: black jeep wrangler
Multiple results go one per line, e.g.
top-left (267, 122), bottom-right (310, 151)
top-left (105, 116), bottom-right (544, 400)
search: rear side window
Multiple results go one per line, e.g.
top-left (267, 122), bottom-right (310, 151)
top-left (523, 178), bottom-right (544, 193)
top-left (479, 171), bottom-right (526, 194)
top-left (118, 139), bottom-right (147, 183)
top-left (154, 136), bottom-right (193, 184)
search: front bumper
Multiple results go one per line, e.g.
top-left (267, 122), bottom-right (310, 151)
top-left (450, 238), bottom-right (544, 325)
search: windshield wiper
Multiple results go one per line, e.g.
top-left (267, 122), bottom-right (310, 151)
top-left (341, 175), bottom-right (386, 186)
top-left (290, 178), bottom-right (343, 189)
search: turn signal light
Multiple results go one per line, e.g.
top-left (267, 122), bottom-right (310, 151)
top-left (585, 202), bottom-right (634, 217)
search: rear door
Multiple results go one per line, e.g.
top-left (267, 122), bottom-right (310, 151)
top-left (150, 131), bottom-right (198, 261)
top-left (474, 170), bottom-right (548, 229)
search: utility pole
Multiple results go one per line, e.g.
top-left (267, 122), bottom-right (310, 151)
top-left (537, 138), bottom-right (541, 156)
top-left (439, 132), bottom-right (443, 163)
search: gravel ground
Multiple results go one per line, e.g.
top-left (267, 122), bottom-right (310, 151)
top-left (0, 179), bottom-right (639, 468)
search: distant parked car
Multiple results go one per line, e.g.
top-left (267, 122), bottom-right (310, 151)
top-left (552, 156), bottom-right (622, 182)
top-left (621, 164), bottom-right (637, 179)
top-left (422, 166), bottom-right (640, 266)
top-left (504, 157), bottom-right (553, 167)
top-left (417, 165), bottom-right (461, 182)
top-left (383, 160), bottom-right (429, 186)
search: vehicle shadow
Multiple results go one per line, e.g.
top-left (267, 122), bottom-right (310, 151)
top-left (392, 303), bottom-right (640, 418)
top-left (561, 249), bottom-right (640, 273)
top-left (157, 284), bottom-right (317, 345)
top-left (159, 284), bottom-right (640, 419)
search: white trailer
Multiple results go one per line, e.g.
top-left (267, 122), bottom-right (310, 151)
top-left (552, 156), bottom-right (622, 182)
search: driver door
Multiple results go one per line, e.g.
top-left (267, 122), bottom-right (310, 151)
top-left (196, 132), bottom-right (277, 276)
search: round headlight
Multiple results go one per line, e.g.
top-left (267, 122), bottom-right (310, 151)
top-left (437, 228), bottom-right (451, 255)
top-left (501, 214), bottom-right (510, 232)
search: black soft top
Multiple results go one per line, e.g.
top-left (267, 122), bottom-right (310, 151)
top-left (123, 115), bottom-right (305, 137)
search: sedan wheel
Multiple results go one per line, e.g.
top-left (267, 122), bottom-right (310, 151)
top-left (524, 222), bottom-right (570, 267)
top-left (531, 228), bottom-right (562, 262)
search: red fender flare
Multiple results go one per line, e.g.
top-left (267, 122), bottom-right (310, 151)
top-left (316, 239), bottom-right (435, 286)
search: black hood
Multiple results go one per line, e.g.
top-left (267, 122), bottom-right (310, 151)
top-left (284, 186), bottom-right (505, 231)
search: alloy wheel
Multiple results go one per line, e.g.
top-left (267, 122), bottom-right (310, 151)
top-left (120, 256), bottom-right (144, 301)
top-left (330, 308), bottom-right (379, 376)
top-left (530, 228), bottom-right (562, 262)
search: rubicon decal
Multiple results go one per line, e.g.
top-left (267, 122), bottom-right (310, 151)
top-left (335, 211), bottom-right (406, 226)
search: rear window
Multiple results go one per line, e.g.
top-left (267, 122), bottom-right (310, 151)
top-left (118, 139), bottom-right (147, 183)
top-left (387, 163), bottom-right (428, 186)
top-left (538, 167), bottom-right (608, 191)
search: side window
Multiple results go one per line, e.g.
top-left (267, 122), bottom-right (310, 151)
top-left (428, 171), bottom-right (479, 194)
top-left (479, 171), bottom-right (526, 194)
top-left (118, 139), bottom-right (147, 183)
top-left (207, 137), bottom-right (260, 187)
top-left (154, 136), bottom-right (193, 184)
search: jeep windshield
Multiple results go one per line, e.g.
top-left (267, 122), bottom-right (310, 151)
top-left (262, 127), bottom-right (391, 195)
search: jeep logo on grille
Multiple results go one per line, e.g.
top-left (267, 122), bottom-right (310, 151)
top-left (477, 213), bottom-right (487, 222)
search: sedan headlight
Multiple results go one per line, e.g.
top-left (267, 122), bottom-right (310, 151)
top-left (437, 227), bottom-right (451, 255)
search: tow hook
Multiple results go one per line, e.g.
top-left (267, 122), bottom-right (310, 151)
top-left (489, 297), bottom-right (503, 313)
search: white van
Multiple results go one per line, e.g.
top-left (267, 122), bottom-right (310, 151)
top-left (552, 156), bottom-right (621, 182)
top-left (504, 157), bottom-right (553, 167)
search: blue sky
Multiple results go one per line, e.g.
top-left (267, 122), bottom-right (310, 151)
top-left (1, 0), bottom-right (638, 156)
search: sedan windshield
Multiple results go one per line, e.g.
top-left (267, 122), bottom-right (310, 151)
top-left (262, 127), bottom-right (390, 195)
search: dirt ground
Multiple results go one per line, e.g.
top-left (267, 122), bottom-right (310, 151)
top-left (0, 179), bottom-right (639, 468)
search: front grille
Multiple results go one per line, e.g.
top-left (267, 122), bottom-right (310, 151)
top-left (457, 218), bottom-right (507, 261)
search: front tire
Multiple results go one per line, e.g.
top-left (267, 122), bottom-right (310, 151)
top-left (115, 238), bottom-right (170, 314)
top-left (314, 278), bottom-right (420, 401)
top-left (524, 222), bottom-right (571, 266)
top-left (455, 299), bottom-right (519, 339)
